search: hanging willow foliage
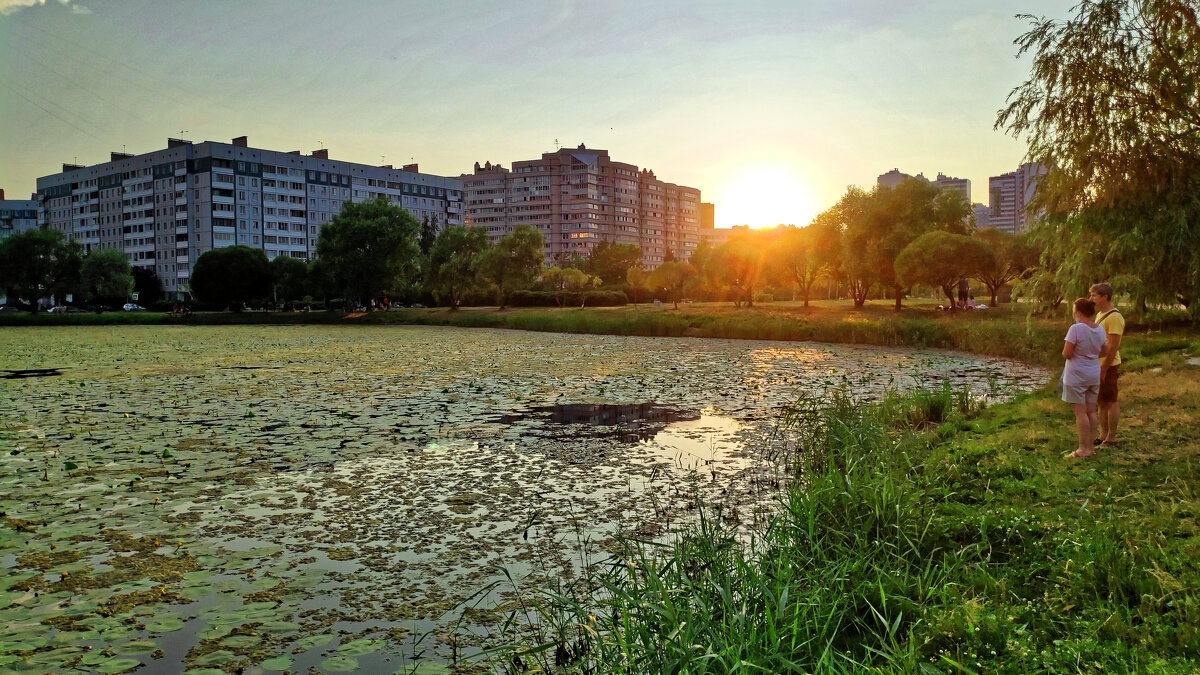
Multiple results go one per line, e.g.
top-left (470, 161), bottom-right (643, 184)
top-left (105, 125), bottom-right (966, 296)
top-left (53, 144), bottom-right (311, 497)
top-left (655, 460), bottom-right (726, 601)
top-left (998, 0), bottom-right (1200, 311)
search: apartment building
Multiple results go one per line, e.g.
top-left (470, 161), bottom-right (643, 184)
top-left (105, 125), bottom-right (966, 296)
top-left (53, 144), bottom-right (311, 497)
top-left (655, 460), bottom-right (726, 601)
top-left (877, 169), bottom-right (972, 204)
top-left (0, 190), bottom-right (39, 240)
top-left (36, 137), bottom-right (462, 296)
top-left (987, 162), bottom-right (1046, 234)
top-left (461, 145), bottom-right (701, 268)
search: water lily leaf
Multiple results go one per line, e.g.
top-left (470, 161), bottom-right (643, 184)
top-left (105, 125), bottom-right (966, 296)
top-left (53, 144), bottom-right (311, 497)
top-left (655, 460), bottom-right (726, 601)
top-left (196, 624), bottom-right (234, 641)
top-left (257, 620), bottom-right (300, 634)
top-left (96, 657), bottom-right (144, 673)
top-left (293, 633), bottom-right (334, 648)
top-left (259, 654), bottom-right (292, 670)
top-left (115, 640), bottom-right (158, 655)
top-left (320, 655), bottom-right (359, 672)
top-left (338, 638), bottom-right (385, 656)
top-left (192, 649), bottom-right (237, 665)
top-left (219, 634), bottom-right (260, 649)
top-left (144, 616), bottom-right (186, 632)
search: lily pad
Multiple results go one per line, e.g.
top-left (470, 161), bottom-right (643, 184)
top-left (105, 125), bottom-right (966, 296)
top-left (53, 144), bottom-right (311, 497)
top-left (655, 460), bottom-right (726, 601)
top-left (96, 657), bottom-right (144, 673)
top-left (258, 620), bottom-right (300, 634)
top-left (293, 633), bottom-right (334, 648)
top-left (219, 634), bottom-right (261, 649)
top-left (192, 649), bottom-right (237, 665)
top-left (338, 637), bottom-right (385, 656)
top-left (259, 654), bottom-right (292, 670)
top-left (320, 655), bottom-right (359, 672)
top-left (115, 639), bottom-right (159, 655)
top-left (144, 616), bottom-right (186, 632)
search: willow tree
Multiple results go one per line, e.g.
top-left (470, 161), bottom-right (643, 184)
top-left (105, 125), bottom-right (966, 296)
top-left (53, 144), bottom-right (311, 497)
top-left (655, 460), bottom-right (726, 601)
top-left (481, 224), bottom-right (544, 309)
top-left (997, 0), bottom-right (1200, 311)
top-left (896, 232), bottom-right (996, 308)
top-left (973, 228), bottom-right (1040, 306)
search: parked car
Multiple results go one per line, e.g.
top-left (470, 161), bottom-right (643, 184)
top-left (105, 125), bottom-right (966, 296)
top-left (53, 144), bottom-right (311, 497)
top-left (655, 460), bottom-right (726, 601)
top-left (122, 303), bottom-right (145, 312)
top-left (49, 305), bottom-right (85, 314)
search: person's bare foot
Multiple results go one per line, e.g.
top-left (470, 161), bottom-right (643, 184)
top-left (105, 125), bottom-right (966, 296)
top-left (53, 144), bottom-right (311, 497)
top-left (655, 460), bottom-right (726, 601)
top-left (1067, 449), bottom-right (1094, 458)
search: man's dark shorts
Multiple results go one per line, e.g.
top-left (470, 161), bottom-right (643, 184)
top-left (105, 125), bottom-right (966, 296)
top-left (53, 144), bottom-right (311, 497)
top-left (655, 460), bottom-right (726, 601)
top-left (1098, 366), bottom-right (1119, 403)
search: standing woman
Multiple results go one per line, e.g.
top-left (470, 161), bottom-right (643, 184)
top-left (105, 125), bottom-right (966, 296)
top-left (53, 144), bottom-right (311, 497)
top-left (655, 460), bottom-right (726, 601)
top-left (1062, 297), bottom-right (1109, 458)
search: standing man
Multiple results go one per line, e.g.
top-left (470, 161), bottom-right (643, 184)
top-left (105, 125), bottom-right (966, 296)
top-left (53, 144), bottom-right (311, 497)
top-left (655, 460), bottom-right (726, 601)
top-left (1089, 283), bottom-right (1123, 445)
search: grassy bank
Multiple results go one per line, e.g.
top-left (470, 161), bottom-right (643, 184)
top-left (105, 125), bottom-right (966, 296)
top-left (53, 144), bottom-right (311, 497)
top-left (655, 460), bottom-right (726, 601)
top-left (7, 301), bottom-right (1187, 367)
top-left (483, 336), bottom-right (1200, 672)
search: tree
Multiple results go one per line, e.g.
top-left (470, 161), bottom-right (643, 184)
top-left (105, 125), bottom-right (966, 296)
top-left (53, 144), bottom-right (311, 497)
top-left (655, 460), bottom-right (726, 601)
top-left (0, 229), bottom-right (80, 313)
top-left (771, 219), bottom-right (839, 308)
top-left (554, 250), bottom-right (587, 270)
top-left (585, 240), bottom-right (643, 286)
top-left (973, 229), bottom-right (1040, 306)
top-left (822, 188), bottom-right (874, 308)
top-left (191, 246), bottom-right (271, 311)
top-left (647, 261), bottom-right (699, 309)
top-left (895, 231), bottom-right (996, 307)
top-left (710, 233), bottom-right (766, 308)
top-left (130, 266), bottom-right (162, 305)
top-left (861, 179), bottom-right (974, 310)
top-left (271, 255), bottom-right (308, 307)
top-left (305, 258), bottom-right (335, 305)
top-left (79, 250), bottom-right (134, 305)
top-left (418, 214), bottom-right (438, 257)
top-left (564, 267), bottom-right (600, 307)
top-left (425, 225), bottom-right (489, 310)
top-left (315, 196), bottom-right (421, 306)
top-left (542, 266), bottom-right (598, 307)
top-left (480, 224), bottom-right (544, 309)
top-left (625, 266), bottom-right (652, 304)
top-left (997, 0), bottom-right (1200, 310)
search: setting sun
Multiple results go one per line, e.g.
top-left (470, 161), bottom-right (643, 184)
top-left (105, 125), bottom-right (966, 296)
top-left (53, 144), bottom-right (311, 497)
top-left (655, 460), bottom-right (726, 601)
top-left (715, 167), bottom-right (818, 229)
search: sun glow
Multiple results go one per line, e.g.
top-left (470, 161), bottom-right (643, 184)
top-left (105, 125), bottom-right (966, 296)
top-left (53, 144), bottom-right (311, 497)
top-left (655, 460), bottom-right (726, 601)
top-left (716, 166), bottom-right (817, 229)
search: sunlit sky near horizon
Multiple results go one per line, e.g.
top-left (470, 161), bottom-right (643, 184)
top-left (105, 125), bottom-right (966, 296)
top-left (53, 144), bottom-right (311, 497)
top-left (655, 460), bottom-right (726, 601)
top-left (0, 0), bottom-right (1076, 228)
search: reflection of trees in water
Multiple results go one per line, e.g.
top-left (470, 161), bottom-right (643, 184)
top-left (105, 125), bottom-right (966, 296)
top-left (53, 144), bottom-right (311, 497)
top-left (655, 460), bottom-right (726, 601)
top-left (501, 403), bottom-right (701, 443)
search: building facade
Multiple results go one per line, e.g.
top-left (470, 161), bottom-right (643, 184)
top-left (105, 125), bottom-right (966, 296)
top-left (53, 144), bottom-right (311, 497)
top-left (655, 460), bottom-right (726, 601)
top-left (461, 145), bottom-right (701, 268)
top-left (877, 169), bottom-right (972, 204)
top-left (933, 172), bottom-right (971, 204)
top-left (36, 137), bottom-right (462, 297)
top-left (0, 190), bottom-right (39, 240)
top-left (987, 162), bottom-right (1045, 234)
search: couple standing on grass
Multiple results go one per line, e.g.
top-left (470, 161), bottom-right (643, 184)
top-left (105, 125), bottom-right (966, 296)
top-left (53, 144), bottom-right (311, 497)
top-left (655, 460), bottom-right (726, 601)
top-left (1061, 283), bottom-right (1124, 458)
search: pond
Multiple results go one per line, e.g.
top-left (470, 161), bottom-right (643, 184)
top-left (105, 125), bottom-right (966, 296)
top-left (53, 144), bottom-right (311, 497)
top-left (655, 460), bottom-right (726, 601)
top-left (0, 325), bottom-right (1047, 673)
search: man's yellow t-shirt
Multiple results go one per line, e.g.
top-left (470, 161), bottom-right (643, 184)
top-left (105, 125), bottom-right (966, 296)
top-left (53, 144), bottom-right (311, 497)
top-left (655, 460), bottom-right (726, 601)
top-left (1097, 309), bottom-right (1124, 366)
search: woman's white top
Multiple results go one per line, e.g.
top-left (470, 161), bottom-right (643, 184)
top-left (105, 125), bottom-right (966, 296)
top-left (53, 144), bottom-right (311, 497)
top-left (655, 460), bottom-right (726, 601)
top-left (1063, 322), bottom-right (1108, 386)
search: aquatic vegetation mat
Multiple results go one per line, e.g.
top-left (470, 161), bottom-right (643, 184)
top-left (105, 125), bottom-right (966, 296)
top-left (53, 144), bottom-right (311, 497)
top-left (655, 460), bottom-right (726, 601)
top-left (0, 325), bottom-right (1045, 672)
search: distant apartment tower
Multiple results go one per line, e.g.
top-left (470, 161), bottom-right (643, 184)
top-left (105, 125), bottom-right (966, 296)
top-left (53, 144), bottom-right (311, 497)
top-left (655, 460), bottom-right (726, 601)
top-left (933, 173), bottom-right (971, 204)
top-left (877, 169), bottom-right (972, 204)
top-left (461, 144), bottom-right (701, 267)
top-left (987, 162), bottom-right (1046, 234)
top-left (877, 168), bottom-right (921, 189)
top-left (0, 189), bottom-right (39, 240)
top-left (36, 137), bottom-right (462, 297)
top-left (972, 203), bottom-right (990, 230)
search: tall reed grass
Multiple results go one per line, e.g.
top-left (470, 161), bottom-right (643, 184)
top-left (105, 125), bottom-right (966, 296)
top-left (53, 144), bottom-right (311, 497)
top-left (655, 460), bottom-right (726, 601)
top-left (476, 385), bottom-right (1200, 673)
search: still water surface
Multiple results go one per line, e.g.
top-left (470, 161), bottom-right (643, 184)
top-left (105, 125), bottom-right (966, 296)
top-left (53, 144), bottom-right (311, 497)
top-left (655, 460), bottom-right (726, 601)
top-left (0, 325), bottom-right (1047, 673)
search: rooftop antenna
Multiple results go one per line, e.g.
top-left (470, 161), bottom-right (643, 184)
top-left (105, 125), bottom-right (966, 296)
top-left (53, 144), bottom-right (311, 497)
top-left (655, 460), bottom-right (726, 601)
top-left (554, 138), bottom-right (559, 150)
top-left (179, 130), bottom-right (188, 138)
top-left (380, 155), bottom-right (386, 164)
top-left (318, 140), bottom-right (324, 150)
top-left (122, 144), bottom-right (126, 153)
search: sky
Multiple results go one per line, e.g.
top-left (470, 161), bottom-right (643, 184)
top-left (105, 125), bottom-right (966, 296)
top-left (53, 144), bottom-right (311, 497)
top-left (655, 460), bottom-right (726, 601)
top-left (0, 0), bottom-right (1077, 228)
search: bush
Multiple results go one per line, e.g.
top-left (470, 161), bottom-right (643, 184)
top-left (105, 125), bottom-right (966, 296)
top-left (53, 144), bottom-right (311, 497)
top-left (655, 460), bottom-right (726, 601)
top-left (509, 290), bottom-right (627, 307)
